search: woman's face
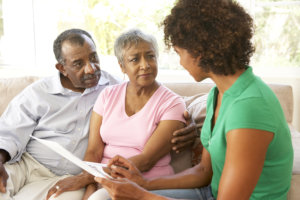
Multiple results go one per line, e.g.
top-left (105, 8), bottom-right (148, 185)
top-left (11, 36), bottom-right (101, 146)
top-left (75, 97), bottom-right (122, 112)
top-left (121, 41), bottom-right (158, 88)
top-left (174, 46), bottom-right (207, 82)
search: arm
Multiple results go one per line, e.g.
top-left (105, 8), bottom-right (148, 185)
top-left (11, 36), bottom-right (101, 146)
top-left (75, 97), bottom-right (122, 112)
top-left (46, 111), bottom-right (105, 199)
top-left (83, 111), bottom-right (105, 163)
top-left (171, 111), bottom-right (199, 153)
top-left (145, 147), bottom-right (212, 190)
top-left (109, 148), bottom-right (212, 190)
top-left (217, 128), bottom-right (273, 200)
top-left (0, 91), bottom-right (37, 193)
top-left (128, 119), bottom-right (185, 172)
top-left (95, 177), bottom-right (173, 200)
top-left (95, 177), bottom-right (170, 200)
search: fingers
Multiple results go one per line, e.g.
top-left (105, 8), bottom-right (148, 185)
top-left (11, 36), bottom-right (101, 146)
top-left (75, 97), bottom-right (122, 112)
top-left (0, 179), bottom-right (6, 193)
top-left (110, 165), bottom-right (132, 178)
top-left (0, 166), bottom-right (8, 193)
top-left (172, 124), bottom-right (197, 137)
top-left (46, 186), bottom-right (56, 200)
top-left (108, 155), bottom-right (134, 171)
top-left (172, 139), bottom-right (195, 153)
top-left (94, 177), bottom-right (116, 188)
top-left (183, 110), bottom-right (191, 120)
top-left (46, 184), bottom-right (64, 200)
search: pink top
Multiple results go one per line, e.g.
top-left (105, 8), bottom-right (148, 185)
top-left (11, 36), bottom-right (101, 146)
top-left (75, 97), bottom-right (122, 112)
top-left (93, 82), bottom-right (186, 178)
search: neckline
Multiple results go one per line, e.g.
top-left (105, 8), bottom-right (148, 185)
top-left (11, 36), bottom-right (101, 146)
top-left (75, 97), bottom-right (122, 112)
top-left (122, 82), bottom-right (161, 118)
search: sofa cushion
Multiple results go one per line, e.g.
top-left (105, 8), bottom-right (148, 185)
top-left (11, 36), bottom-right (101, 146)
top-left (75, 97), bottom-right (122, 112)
top-left (0, 76), bottom-right (39, 115)
top-left (290, 124), bottom-right (300, 174)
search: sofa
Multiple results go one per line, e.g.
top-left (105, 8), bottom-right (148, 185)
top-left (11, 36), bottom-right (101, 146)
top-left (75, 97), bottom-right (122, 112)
top-left (0, 76), bottom-right (299, 199)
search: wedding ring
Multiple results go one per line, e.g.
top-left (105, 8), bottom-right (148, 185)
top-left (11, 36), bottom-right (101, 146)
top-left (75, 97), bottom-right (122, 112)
top-left (55, 185), bottom-right (60, 190)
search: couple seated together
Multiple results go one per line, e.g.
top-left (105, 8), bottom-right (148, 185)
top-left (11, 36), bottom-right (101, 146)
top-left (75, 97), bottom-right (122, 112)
top-left (45, 29), bottom-right (187, 200)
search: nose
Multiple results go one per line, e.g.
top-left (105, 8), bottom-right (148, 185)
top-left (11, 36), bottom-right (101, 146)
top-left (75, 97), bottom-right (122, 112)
top-left (84, 62), bottom-right (96, 74)
top-left (140, 57), bottom-right (150, 70)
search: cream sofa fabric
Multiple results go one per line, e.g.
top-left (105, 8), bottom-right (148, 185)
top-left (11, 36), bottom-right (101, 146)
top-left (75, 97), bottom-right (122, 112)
top-left (0, 76), bottom-right (299, 199)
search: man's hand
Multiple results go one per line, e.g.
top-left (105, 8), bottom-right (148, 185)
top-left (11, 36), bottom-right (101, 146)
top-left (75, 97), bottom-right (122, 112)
top-left (0, 163), bottom-right (8, 193)
top-left (171, 111), bottom-right (200, 153)
top-left (46, 172), bottom-right (94, 200)
top-left (108, 155), bottom-right (147, 188)
top-left (0, 150), bottom-right (10, 193)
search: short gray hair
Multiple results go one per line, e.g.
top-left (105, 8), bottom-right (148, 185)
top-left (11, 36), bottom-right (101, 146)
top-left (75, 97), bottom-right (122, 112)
top-left (114, 29), bottom-right (159, 65)
top-left (53, 29), bottom-right (96, 64)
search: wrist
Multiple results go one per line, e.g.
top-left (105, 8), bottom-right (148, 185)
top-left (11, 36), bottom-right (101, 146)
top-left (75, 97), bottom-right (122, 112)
top-left (142, 178), bottom-right (154, 190)
top-left (140, 189), bottom-right (168, 200)
top-left (78, 171), bottom-right (95, 185)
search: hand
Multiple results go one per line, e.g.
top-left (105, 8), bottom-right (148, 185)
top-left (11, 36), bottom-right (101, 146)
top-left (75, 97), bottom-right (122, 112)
top-left (107, 155), bottom-right (147, 188)
top-left (82, 183), bottom-right (98, 200)
top-left (0, 163), bottom-right (8, 193)
top-left (171, 111), bottom-right (200, 153)
top-left (46, 173), bottom-right (93, 200)
top-left (94, 177), bottom-right (149, 200)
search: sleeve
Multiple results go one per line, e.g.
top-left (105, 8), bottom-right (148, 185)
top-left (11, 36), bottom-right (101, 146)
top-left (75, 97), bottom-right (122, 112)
top-left (160, 95), bottom-right (186, 123)
top-left (0, 91), bottom-right (38, 163)
top-left (93, 87), bottom-right (108, 116)
top-left (225, 97), bottom-right (277, 134)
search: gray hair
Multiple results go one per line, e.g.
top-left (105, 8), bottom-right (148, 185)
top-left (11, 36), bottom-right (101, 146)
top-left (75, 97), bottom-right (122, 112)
top-left (114, 29), bottom-right (159, 65)
top-left (53, 28), bottom-right (96, 64)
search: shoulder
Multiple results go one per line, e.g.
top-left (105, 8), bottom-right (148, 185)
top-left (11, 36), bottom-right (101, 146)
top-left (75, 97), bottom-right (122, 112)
top-left (99, 82), bottom-right (126, 98)
top-left (19, 76), bottom-right (53, 97)
top-left (101, 70), bottom-right (122, 85)
top-left (158, 84), bottom-right (184, 102)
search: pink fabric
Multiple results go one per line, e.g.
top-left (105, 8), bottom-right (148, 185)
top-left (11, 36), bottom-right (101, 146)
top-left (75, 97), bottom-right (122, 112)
top-left (93, 82), bottom-right (186, 178)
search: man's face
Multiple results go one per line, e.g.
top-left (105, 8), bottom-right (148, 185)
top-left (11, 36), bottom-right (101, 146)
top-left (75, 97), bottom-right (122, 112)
top-left (58, 35), bottom-right (101, 92)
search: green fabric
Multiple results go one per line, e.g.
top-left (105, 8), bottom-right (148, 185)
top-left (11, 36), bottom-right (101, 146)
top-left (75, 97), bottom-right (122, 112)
top-left (201, 67), bottom-right (293, 200)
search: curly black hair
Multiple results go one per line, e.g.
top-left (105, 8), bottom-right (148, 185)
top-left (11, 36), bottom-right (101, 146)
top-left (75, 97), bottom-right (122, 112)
top-left (163, 0), bottom-right (255, 75)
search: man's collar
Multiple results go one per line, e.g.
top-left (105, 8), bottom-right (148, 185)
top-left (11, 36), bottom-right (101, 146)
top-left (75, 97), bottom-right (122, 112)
top-left (47, 71), bottom-right (110, 95)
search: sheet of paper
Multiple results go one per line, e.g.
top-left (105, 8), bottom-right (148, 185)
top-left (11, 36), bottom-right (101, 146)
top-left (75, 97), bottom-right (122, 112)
top-left (30, 136), bottom-right (111, 178)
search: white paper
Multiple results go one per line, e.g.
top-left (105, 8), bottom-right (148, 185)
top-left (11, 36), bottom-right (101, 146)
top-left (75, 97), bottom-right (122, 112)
top-left (30, 136), bottom-right (111, 178)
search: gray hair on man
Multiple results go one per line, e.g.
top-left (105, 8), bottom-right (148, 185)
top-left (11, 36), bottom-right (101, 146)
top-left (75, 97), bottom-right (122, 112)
top-left (114, 29), bottom-right (159, 65)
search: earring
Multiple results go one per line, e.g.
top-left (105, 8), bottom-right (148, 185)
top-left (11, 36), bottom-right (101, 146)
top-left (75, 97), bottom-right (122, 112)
top-left (123, 73), bottom-right (126, 81)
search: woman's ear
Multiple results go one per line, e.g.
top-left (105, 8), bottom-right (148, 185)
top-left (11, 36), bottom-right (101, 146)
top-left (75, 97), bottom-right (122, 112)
top-left (56, 63), bottom-right (67, 76)
top-left (119, 61), bottom-right (126, 74)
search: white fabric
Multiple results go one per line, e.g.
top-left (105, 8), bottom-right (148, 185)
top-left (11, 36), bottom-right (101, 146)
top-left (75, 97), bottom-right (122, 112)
top-left (88, 188), bottom-right (110, 200)
top-left (0, 153), bottom-right (85, 200)
top-left (0, 71), bottom-right (120, 176)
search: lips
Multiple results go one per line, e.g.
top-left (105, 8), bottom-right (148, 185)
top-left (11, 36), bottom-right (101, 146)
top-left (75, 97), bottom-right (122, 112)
top-left (138, 73), bottom-right (152, 77)
top-left (84, 75), bottom-right (100, 86)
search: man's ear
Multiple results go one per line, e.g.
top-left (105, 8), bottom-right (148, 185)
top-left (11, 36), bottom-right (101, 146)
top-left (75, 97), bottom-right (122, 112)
top-left (56, 63), bottom-right (67, 76)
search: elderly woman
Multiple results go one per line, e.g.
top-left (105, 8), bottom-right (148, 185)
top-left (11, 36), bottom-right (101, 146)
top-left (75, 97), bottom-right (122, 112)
top-left (96, 0), bottom-right (293, 200)
top-left (46, 29), bottom-right (186, 200)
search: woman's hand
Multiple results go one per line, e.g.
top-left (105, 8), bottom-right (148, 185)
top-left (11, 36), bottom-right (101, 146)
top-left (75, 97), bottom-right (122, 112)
top-left (107, 155), bottom-right (148, 188)
top-left (171, 111), bottom-right (199, 153)
top-left (95, 177), bottom-right (166, 200)
top-left (82, 183), bottom-right (98, 200)
top-left (46, 172), bottom-right (94, 200)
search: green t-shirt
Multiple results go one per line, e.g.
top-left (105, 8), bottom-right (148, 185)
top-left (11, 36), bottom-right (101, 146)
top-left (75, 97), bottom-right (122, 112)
top-left (201, 67), bottom-right (293, 200)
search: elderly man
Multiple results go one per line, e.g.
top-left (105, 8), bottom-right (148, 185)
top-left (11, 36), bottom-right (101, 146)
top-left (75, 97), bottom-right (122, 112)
top-left (0, 29), bottom-right (197, 200)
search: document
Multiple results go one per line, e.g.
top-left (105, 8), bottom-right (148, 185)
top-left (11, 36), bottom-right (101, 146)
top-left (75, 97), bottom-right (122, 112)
top-left (30, 136), bottom-right (112, 178)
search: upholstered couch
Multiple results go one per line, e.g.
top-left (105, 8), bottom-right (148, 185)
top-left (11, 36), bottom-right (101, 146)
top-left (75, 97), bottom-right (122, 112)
top-left (0, 76), bottom-right (299, 199)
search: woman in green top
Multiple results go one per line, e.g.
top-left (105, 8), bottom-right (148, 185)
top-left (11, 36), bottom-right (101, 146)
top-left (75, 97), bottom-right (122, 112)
top-left (93, 0), bottom-right (293, 199)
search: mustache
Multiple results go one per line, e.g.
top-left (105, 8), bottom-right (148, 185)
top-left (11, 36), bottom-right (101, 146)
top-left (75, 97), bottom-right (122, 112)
top-left (82, 70), bottom-right (101, 80)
